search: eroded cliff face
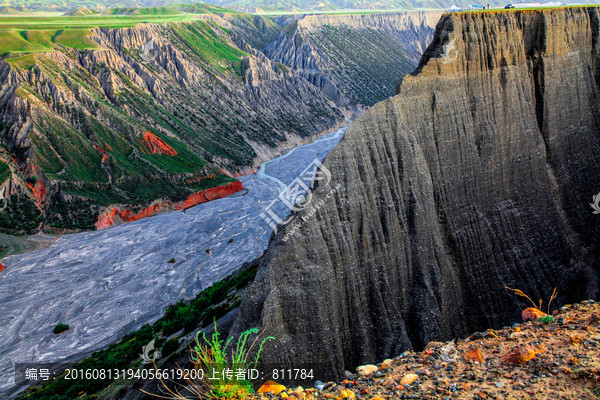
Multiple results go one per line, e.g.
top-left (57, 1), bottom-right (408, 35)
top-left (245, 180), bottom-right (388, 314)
top-left (0, 19), bottom-right (344, 232)
top-left (264, 12), bottom-right (441, 106)
top-left (232, 7), bottom-right (600, 379)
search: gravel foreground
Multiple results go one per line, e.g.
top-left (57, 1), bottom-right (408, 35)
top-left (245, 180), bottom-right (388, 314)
top-left (251, 300), bottom-right (600, 400)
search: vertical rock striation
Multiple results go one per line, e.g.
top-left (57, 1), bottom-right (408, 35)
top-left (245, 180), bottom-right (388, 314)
top-left (264, 12), bottom-right (441, 106)
top-left (232, 7), bottom-right (600, 379)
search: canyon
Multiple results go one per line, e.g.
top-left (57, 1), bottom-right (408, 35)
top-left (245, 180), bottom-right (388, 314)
top-left (0, 9), bottom-right (446, 397)
top-left (0, 125), bottom-right (346, 396)
top-left (0, 15), bottom-right (343, 233)
top-left (0, 9), bottom-right (438, 237)
top-left (230, 6), bottom-right (600, 380)
top-left (6, 5), bottom-right (600, 399)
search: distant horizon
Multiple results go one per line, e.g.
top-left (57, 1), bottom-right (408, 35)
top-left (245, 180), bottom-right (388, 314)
top-left (2, 0), bottom-right (600, 16)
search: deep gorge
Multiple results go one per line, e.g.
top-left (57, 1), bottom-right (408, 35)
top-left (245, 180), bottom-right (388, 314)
top-left (230, 6), bottom-right (600, 379)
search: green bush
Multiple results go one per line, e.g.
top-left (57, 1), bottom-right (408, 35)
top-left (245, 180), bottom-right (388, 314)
top-left (154, 322), bottom-right (273, 399)
top-left (161, 338), bottom-right (180, 357)
top-left (53, 323), bottom-right (70, 334)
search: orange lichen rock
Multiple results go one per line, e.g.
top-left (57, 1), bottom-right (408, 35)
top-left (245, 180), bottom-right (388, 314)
top-left (220, 169), bottom-right (234, 178)
top-left (503, 345), bottom-right (536, 365)
top-left (522, 307), bottom-right (547, 321)
top-left (143, 131), bottom-right (177, 156)
top-left (234, 169), bottom-right (256, 177)
top-left (399, 373), bottom-right (418, 385)
top-left (257, 380), bottom-right (286, 394)
top-left (569, 334), bottom-right (583, 346)
top-left (118, 202), bottom-right (173, 222)
top-left (95, 209), bottom-right (119, 230)
top-left (464, 346), bottom-right (484, 364)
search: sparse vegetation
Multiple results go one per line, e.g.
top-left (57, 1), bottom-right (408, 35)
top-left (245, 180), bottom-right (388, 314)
top-left (506, 286), bottom-right (558, 314)
top-left (19, 264), bottom-right (258, 400)
top-left (169, 257), bottom-right (177, 263)
top-left (161, 338), bottom-right (180, 357)
top-left (307, 24), bottom-right (417, 106)
top-left (0, 193), bottom-right (43, 235)
top-left (144, 322), bottom-right (274, 400)
top-left (0, 161), bottom-right (11, 183)
top-left (52, 323), bottom-right (69, 334)
top-left (538, 315), bottom-right (555, 324)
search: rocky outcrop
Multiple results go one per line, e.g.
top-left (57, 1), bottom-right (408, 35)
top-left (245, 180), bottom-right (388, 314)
top-left (95, 181), bottom-right (244, 229)
top-left (247, 301), bottom-right (600, 400)
top-left (264, 11), bottom-right (441, 106)
top-left (232, 7), bottom-right (600, 380)
top-left (142, 131), bottom-right (178, 156)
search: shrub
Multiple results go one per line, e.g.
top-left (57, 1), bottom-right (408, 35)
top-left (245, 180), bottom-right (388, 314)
top-left (169, 258), bottom-right (176, 263)
top-left (538, 315), bottom-right (555, 324)
top-left (161, 338), bottom-right (180, 357)
top-left (53, 323), bottom-right (70, 334)
top-left (145, 322), bottom-right (274, 399)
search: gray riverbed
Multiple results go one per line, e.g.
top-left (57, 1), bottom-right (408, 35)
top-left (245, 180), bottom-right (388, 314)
top-left (0, 125), bottom-right (347, 393)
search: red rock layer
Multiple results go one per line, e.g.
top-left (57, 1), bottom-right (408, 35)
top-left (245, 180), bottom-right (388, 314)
top-left (220, 169), bottom-right (234, 178)
top-left (143, 132), bottom-right (177, 156)
top-left (26, 180), bottom-right (47, 206)
top-left (234, 170), bottom-right (257, 178)
top-left (95, 181), bottom-right (243, 229)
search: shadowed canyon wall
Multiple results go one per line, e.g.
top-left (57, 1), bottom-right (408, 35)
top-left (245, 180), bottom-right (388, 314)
top-left (231, 7), bottom-right (600, 378)
top-left (265, 11), bottom-right (441, 106)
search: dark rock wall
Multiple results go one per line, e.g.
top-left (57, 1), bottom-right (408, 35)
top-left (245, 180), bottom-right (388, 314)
top-left (231, 7), bottom-right (600, 379)
top-left (263, 12), bottom-right (441, 106)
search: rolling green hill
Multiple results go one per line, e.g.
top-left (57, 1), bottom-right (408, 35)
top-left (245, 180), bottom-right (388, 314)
top-left (3, 0), bottom-right (600, 14)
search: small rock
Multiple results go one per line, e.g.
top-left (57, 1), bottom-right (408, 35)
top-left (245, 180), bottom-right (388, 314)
top-left (258, 380), bottom-right (287, 395)
top-left (357, 364), bottom-right (379, 376)
top-left (464, 346), bottom-right (484, 364)
top-left (338, 389), bottom-right (356, 399)
top-left (503, 345), bottom-right (536, 365)
top-left (522, 308), bottom-right (547, 321)
top-left (484, 329), bottom-right (497, 338)
top-left (400, 373), bottom-right (419, 386)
